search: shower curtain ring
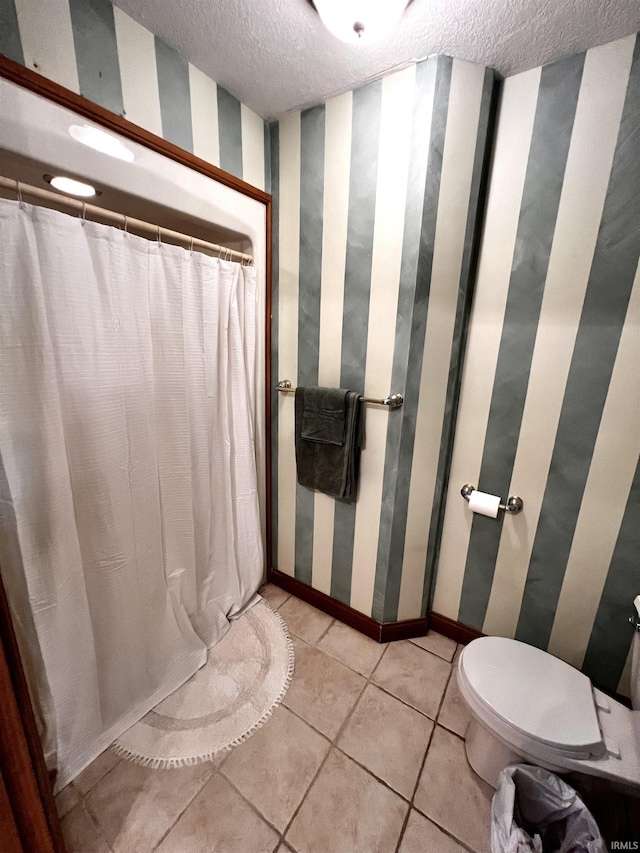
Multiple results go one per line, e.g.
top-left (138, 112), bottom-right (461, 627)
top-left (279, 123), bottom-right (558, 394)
top-left (190, 235), bottom-right (194, 254)
top-left (16, 180), bottom-right (23, 206)
top-left (81, 202), bottom-right (87, 225)
top-left (157, 225), bottom-right (162, 244)
top-left (123, 215), bottom-right (128, 235)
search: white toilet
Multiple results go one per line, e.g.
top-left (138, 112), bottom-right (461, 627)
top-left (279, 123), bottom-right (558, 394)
top-left (457, 598), bottom-right (640, 795)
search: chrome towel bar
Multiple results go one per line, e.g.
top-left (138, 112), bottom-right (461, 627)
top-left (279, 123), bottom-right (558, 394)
top-left (276, 380), bottom-right (403, 410)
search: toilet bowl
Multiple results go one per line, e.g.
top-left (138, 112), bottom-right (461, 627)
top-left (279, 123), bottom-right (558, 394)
top-left (457, 612), bottom-right (640, 794)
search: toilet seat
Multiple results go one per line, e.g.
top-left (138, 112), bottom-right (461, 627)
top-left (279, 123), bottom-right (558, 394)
top-left (458, 636), bottom-right (605, 760)
top-left (457, 636), bottom-right (640, 792)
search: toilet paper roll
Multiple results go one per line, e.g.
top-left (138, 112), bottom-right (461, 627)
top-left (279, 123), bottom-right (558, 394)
top-left (468, 490), bottom-right (501, 518)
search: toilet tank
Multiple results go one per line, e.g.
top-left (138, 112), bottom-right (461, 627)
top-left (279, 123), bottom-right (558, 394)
top-left (632, 596), bottom-right (640, 711)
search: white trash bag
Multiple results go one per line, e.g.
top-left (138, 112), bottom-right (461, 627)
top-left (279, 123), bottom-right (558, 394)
top-left (491, 765), bottom-right (605, 853)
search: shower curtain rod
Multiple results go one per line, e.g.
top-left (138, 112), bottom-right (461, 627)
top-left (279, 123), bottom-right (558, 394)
top-left (0, 176), bottom-right (254, 265)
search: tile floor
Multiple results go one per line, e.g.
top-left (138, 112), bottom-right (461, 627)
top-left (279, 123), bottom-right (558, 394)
top-left (55, 584), bottom-right (635, 852)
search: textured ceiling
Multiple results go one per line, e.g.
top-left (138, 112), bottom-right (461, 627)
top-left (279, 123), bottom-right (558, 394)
top-left (112, 0), bottom-right (640, 120)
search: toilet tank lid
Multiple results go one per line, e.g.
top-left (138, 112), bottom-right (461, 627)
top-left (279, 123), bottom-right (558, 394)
top-left (460, 636), bottom-right (603, 754)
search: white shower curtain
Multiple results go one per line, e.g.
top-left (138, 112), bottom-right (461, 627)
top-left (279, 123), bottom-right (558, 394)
top-left (0, 198), bottom-right (263, 790)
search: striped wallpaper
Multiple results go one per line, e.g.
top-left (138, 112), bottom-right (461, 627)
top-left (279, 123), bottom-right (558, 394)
top-left (2, 0), bottom-right (637, 697)
top-left (0, 0), bottom-right (267, 190)
top-left (270, 56), bottom-right (495, 623)
top-left (433, 32), bottom-right (640, 696)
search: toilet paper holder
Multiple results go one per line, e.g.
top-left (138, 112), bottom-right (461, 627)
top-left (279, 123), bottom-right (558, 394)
top-left (461, 484), bottom-right (523, 514)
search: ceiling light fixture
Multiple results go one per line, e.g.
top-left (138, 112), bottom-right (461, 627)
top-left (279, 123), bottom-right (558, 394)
top-left (311, 0), bottom-right (410, 44)
top-left (69, 124), bottom-right (135, 162)
top-left (44, 175), bottom-right (98, 198)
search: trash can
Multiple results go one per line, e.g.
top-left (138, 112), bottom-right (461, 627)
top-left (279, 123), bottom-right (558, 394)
top-left (491, 764), bottom-right (605, 852)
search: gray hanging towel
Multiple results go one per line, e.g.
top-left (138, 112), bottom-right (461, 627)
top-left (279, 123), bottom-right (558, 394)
top-left (295, 386), bottom-right (363, 499)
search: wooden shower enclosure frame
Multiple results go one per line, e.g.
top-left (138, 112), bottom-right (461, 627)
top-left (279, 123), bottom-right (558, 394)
top-left (0, 54), bottom-right (273, 853)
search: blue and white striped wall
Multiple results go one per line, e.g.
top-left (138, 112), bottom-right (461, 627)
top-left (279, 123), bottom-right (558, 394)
top-left (433, 32), bottom-right (640, 696)
top-left (0, 0), bottom-right (267, 190)
top-left (270, 56), bottom-right (495, 623)
top-left (2, 0), bottom-right (637, 697)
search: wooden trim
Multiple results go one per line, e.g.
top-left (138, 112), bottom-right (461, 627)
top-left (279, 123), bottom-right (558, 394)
top-left (428, 612), bottom-right (484, 646)
top-left (0, 769), bottom-right (23, 853)
top-left (269, 569), bottom-right (387, 641)
top-left (268, 569), bottom-right (429, 642)
top-left (0, 576), bottom-right (64, 853)
top-left (268, 569), bottom-right (490, 647)
top-left (0, 55), bottom-right (271, 206)
top-left (380, 617), bottom-right (429, 643)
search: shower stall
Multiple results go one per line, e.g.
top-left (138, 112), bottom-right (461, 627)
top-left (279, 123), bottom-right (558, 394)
top-left (0, 72), bottom-right (270, 807)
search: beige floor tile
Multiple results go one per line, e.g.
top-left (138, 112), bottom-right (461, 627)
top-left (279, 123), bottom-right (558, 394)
top-left (222, 705), bottom-right (330, 832)
top-left (259, 582), bottom-right (291, 610)
top-left (283, 637), bottom-right (365, 738)
top-left (399, 808), bottom-right (467, 853)
top-left (60, 803), bottom-right (111, 853)
top-left (278, 596), bottom-right (334, 644)
top-left (337, 684), bottom-right (434, 798)
top-left (414, 726), bottom-right (493, 853)
top-left (74, 747), bottom-right (121, 794)
top-left (410, 631), bottom-right (457, 662)
top-left (372, 641), bottom-right (450, 719)
top-left (85, 758), bottom-right (214, 853)
top-left (286, 749), bottom-right (408, 853)
top-left (55, 781), bottom-right (81, 818)
top-left (156, 774), bottom-right (279, 853)
top-left (438, 670), bottom-right (472, 738)
top-left (317, 621), bottom-right (386, 677)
